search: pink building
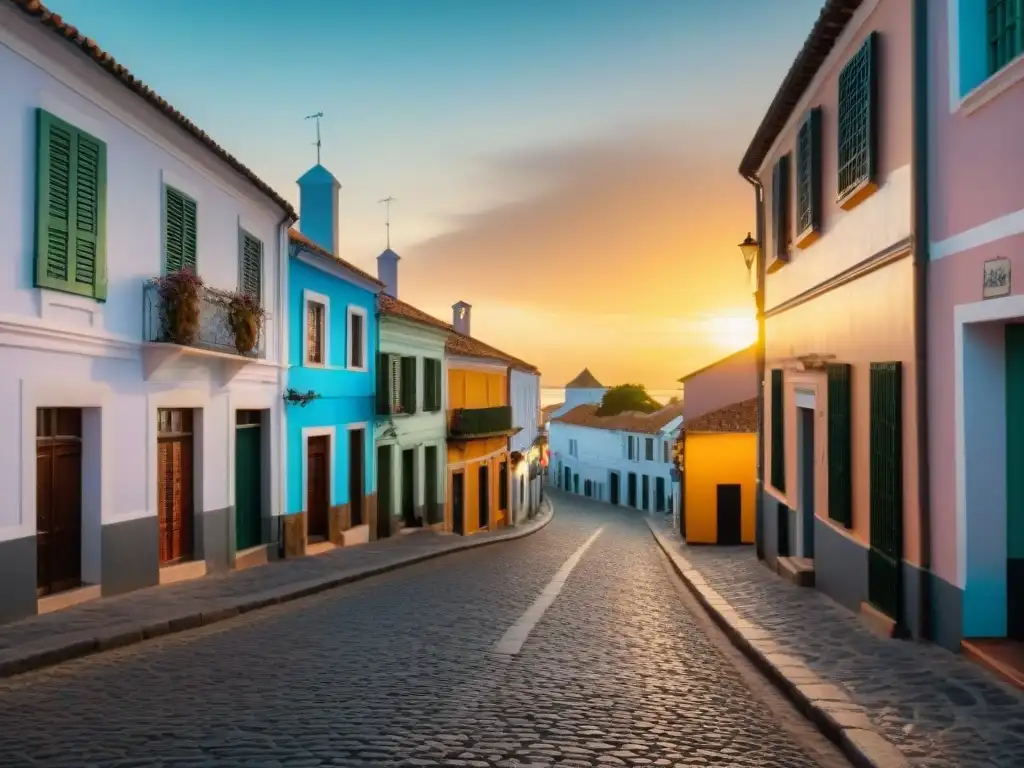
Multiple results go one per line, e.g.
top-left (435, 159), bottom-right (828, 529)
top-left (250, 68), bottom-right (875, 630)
top-left (739, 0), bottom-right (926, 638)
top-left (678, 345), bottom-right (757, 423)
top-left (927, 0), bottom-right (1024, 658)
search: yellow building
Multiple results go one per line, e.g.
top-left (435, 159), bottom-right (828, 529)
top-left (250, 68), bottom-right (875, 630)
top-left (680, 398), bottom-right (758, 545)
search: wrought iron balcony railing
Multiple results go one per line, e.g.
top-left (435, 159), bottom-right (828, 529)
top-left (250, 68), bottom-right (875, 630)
top-left (143, 279), bottom-right (267, 359)
top-left (449, 405), bottom-right (513, 438)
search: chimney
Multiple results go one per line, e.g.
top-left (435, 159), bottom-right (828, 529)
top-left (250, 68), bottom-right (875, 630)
top-left (377, 248), bottom-right (400, 297)
top-left (452, 301), bottom-right (471, 336)
top-left (296, 164), bottom-right (340, 255)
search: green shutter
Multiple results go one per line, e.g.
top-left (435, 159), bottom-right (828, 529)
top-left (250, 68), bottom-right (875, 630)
top-left (837, 32), bottom-right (878, 201)
top-left (35, 109), bottom-right (107, 300)
top-left (771, 368), bottom-right (786, 491)
top-left (376, 352), bottom-right (390, 415)
top-left (165, 186), bottom-right (197, 273)
top-left (771, 155), bottom-right (791, 269)
top-left (423, 358), bottom-right (435, 412)
top-left (827, 363), bottom-right (853, 527)
top-left (240, 231), bottom-right (262, 299)
top-left (796, 108), bottom-right (822, 239)
top-left (868, 361), bottom-right (903, 621)
top-left (401, 356), bottom-right (417, 414)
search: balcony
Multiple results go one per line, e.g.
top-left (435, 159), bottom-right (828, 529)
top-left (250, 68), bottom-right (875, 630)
top-left (448, 405), bottom-right (518, 440)
top-left (141, 278), bottom-right (268, 382)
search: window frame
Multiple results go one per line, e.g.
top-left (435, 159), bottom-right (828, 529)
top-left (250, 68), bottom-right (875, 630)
top-left (303, 289), bottom-right (330, 368)
top-left (346, 304), bottom-right (369, 372)
top-left (238, 228), bottom-right (263, 302)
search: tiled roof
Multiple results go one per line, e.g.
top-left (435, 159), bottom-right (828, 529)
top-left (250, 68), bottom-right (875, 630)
top-left (552, 399), bottom-right (685, 435)
top-left (289, 230), bottom-right (384, 288)
top-left (9, 0), bottom-right (297, 220)
top-left (541, 403), bottom-right (563, 422)
top-left (566, 368), bottom-right (603, 389)
top-left (379, 294), bottom-right (452, 334)
top-left (684, 398), bottom-right (759, 434)
top-left (677, 344), bottom-right (755, 383)
top-left (446, 332), bottom-right (539, 375)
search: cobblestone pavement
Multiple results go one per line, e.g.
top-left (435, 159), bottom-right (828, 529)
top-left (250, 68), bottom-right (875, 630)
top-left (649, 515), bottom-right (1024, 768)
top-left (0, 491), bottom-right (841, 767)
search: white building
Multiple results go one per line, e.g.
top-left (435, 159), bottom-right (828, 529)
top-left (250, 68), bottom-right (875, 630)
top-left (548, 368), bottom-right (606, 421)
top-left (549, 398), bottom-right (683, 515)
top-left (0, 2), bottom-right (295, 625)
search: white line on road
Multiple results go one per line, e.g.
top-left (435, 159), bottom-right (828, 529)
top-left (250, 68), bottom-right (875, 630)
top-left (492, 526), bottom-right (605, 657)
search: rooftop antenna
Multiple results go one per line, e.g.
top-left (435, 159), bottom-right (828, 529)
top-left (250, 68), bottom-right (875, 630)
top-left (378, 195), bottom-right (395, 249)
top-left (305, 112), bottom-right (324, 165)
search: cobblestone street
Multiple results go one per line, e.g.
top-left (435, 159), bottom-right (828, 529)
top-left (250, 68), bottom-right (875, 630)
top-left (0, 492), bottom-right (846, 767)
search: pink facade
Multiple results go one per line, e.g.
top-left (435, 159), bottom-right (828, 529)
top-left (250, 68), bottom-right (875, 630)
top-left (680, 345), bottom-right (757, 423)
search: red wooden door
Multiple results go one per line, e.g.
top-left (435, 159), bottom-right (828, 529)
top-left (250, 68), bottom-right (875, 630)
top-left (307, 435), bottom-right (329, 539)
top-left (36, 408), bottom-right (83, 596)
top-left (157, 409), bottom-right (194, 565)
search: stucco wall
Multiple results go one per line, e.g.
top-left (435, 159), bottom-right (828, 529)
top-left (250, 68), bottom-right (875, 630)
top-left (510, 369), bottom-right (540, 453)
top-left (683, 432), bottom-right (756, 544)
top-left (681, 346), bottom-right (757, 422)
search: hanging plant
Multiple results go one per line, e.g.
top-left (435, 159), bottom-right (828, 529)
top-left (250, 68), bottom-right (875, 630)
top-left (284, 388), bottom-right (321, 407)
top-left (155, 268), bottom-right (204, 346)
top-left (227, 290), bottom-right (266, 355)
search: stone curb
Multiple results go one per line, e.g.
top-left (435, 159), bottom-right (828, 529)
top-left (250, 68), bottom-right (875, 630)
top-left (645, 519), bottom-right (909, 768)
top-left (0, 501), bottom-right (556, 680)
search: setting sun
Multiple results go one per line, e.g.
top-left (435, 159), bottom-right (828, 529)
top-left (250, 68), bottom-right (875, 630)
top-left (703, 315), bottom-right (757, 350)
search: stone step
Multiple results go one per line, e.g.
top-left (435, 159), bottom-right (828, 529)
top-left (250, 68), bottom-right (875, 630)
top-left (777, 556), bottom-right (815, 587)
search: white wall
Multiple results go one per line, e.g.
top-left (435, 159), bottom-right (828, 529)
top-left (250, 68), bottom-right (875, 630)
top-left (510, 369), bottom-right (540, 454)
top-left (0, 13), bottom-right (289, 547)
top-left (551, 386), bottom-right (605, 418)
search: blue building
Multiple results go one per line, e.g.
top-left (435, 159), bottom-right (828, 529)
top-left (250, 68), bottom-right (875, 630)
top-left (283, 162), bottom-right (383, 555)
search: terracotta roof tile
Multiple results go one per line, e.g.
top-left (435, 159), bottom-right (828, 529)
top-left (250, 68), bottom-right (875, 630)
top-left (541, 403), bottom-right (563, 422)
top-left (10, 0), bottom-right (297, 220)
top-left (379, 294), bottom-right (452, 333)
top-left (446, 332), bottom-right (539, 374)
top-left (566, 368), bottom-right (603, 389)
top-left (289, 230), bottom-right (384, 288)
top-left (552, 399), bottom-right (685, 435)
top-left (684, 398), bottom-right (759, 434)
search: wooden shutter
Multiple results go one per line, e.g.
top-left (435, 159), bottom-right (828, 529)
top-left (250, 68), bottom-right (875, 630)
top-left (390, 355), bottom-right (402, 412)
top-left (433, 359), bottom-right (442, 410)
top-left (796, 108), bottom-right (822, 240)
top-left (401, 356), bottom-right (417, 414)
top-left (165, 186), bottom-right (198, 273)
top-left (826, 363), bottom-right (853, 527)
top-left (376, 352), bottom-right (390, 414)
top-left (240, 231), bottom-right (262, 299)
top-left (837, 32), bottom-right (879, 203)
top-left (770, 154), bottom-right (791, 270)
top-left (771, 368), bottom-right (786, 491)
top-left (349, 312), bottom-right (364, 368)
top-left (422, 358), bottom-right (434, 412)
top-left (35, 109), bottom-right (107, 299)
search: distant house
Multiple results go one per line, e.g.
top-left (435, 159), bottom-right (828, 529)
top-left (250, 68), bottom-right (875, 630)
top-left (549, 399), bottom-right (683, 515)
top-left (678, 345), bottom-right (757, 422)
top-left (549, 368), bottom-right (606, 420)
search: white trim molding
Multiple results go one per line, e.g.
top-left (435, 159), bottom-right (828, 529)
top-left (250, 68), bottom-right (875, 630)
top-left (300, 426), bottom-right (336, 512)
top-left (303, 289), bottom-right (330, 368)
top-left (346, 304), bottom-right (369, 372)
top-left (932, 206), bottom-right (1024, 261)
top-left (145, 389), bottom-right (210, 524)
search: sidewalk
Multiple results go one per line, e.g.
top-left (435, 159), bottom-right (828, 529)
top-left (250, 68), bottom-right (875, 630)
top-left (0, 502), bottom-right (553, 679)
top-left (646, 515), bottom-right (1024, 768)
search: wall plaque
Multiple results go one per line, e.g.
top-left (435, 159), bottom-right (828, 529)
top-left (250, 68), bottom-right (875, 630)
top-left (983, 257), bottom-right (1011, 299)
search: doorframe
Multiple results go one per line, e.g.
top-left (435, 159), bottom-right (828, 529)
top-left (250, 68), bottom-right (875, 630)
top-left (449, 467), bottom-right (466, 534)
top-left (232, 407), bottom-right (270, 553)
top-left (146, 389), bottom-right (207, 545)
top-left (346, 422), bottom-right (368, 526)
top-left (301, 426), bottom-right (336, 512)
top-left (228, 392), bottom-right (280, 521)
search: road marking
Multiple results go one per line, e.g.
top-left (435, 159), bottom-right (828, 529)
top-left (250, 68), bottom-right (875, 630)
top-left (492, 526), bottom-right (605, 657)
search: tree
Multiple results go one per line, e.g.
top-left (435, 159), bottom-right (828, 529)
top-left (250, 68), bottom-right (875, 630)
top-left (596, 383), bottom-right (661, 416)
top-left (667, 396), bottom-right (680, 405)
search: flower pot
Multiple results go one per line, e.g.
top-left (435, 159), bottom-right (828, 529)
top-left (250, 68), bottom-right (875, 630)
top-left (231, 310), bottom-right (259, 355)
top-left (165, 293), bottom-right (201, 346)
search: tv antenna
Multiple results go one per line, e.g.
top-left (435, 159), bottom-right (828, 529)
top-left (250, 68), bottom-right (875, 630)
top-left (305, 112), bottom-right (324, 165)
top-left (378, 195), bottom-right (395, 249)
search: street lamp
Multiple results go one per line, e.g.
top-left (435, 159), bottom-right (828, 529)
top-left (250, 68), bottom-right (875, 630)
top-left (738, 232), bottom-right (759, 273)
top-left (739, 229), bottom-right (765, 563)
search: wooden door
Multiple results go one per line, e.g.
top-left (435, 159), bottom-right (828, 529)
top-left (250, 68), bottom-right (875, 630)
top-left (36, 408), bottom-right (83, 596)
top-left (306, 435), bottom-right (330, 539)
top-left (656, 477), bottom-right (666, 512)
top-left (452, 471), bottom-right (465, 535)
top-left (402, 448), bottom-right (416, 526)
top-left (234, 411), bottom-right (262, 552)
top-left (627, 473), bottom-right (637, 507)
top-left (478, 464), bottom-right (490, 529)
top-left (376, 444), bottom-right (392, 539)
top-left (158, 409), bottom-right (194, 565)
top-left (424, 446), bottom-right (439, 524)
top-left (716, 484), bottom-right (742, 545)
top-left (610, 472), bottom-right (620, 505)
top-left (349, 428), bottom-right (364, 526)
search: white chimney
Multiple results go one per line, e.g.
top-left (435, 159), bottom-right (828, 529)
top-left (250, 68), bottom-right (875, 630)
top-left (377, 248), bottom-right (400, 297)
top-left (452, 301), bottom-right (471, 336)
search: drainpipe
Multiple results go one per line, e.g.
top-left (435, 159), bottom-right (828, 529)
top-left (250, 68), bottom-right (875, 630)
top-left (911, 0), bottom-right (932, 641)
top-left (742, 174), bottom-right (767, 561)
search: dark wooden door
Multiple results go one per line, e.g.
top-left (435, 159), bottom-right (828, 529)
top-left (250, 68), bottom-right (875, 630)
top-left (564, 466), bottom-right (570, 490)
top-left (656, 477), bottom-right (666, 512)
top-left (376, 444), bottom-right (392, 539)
top-left (868, 362), bottom-right (904, 622)
top-left (306, 435), bottom-right (329, 539)
top-left (642, 475), bottom-right (650, 510)
top-left (628, 473), bottom-right (637, 508)
top-left (425, 446), bottom-right (439, 524)
top-left (158, 408), bottom-right (194, 565)
top-left (610, 472), bottom-right (620, 505)
top-left (478, 464), bottom-right (490, 529)
top-left (234, 412), bottom-right (262, 551)
top-left (452, 471), bottom-right (465, 535)
top-left (499, 461), bottom-right (508, 514)
top-left (349, 428), bottom-right (364, 526)
top-left (716, 484), bottom-right (742, 545)
top-left (402, 448), bottom-right (416, 526)
top-left (36, 408), bottom-right (83, 596)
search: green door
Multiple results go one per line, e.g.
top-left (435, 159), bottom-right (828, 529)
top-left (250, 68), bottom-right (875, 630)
top-left (235, 417), bottom-right (262, 551)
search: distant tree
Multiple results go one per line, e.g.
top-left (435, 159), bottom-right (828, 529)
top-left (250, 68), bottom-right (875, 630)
top-left (596, 383), bottom-right (661, 416)
top-left (667, 396), bottom-right (680, 405)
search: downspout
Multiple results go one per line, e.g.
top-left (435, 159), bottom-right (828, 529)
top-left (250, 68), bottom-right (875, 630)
top-left (276, 213), bottom-right (296, 558)
top-left (742, 173), bottom-right (767, 562)
top-left (912, 0), bottom-right (932, 641)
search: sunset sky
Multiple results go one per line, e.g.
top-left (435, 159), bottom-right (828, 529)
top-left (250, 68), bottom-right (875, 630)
top-left (47, 0), bottom-right (822, 389)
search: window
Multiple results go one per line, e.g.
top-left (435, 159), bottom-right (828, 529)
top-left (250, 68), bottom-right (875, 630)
top-left (164, 185), bottom-right (198, 273)
top-left (770, 369), bottom-right (785, 491)
top-left (645, 437), bottom-right (654, 461)
top-left (837, 33), bottom-right (878, 206)
top-left (239, 230), bottom-right (262, 299)
top-left (827, 363), bottom-right (853, 528)
top-left (423, 358), bottom-right (442, 411)
top-left (663, 441), bottom-right (670, 463)
top-left (347, 306), bottom-right (367, 370)
top-left (795, 108), bottom-right (822, 243)
top-left (400, 356), bottom-right (417, 414)
top-left (304, 292), bottom-right (328, 366)
top-left (769, 154), bottom-right (791, 271)
top-left (569, 439), bottom-right (578, 457)
top-left (377, 353), bottom-right (407, 415)
top-left (34, 109), bottom-right (108, 300)
top-left (989, 0), bottom-right (1023, 74)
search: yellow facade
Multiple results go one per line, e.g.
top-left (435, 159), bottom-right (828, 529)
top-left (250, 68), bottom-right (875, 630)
top-left (683, 431), bottom-right (756, 545)
top-left (445, 366), bottom-right (511, 534)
